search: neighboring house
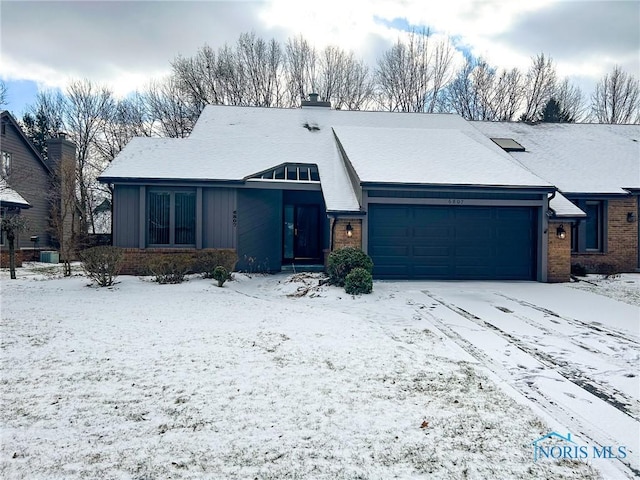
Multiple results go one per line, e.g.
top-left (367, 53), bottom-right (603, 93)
top-left (0, 110), bottom-right (77, 262)
top-left (0, 180), bottom-right (32, 263)
top-left (473, 122), bottom-right (640, 276)
top-left (102, 97), bottom-right (584, 282)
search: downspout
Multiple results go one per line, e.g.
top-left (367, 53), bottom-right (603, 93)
top-left (329, 214), bottom-right (338, 251)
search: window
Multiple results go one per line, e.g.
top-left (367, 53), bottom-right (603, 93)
top-left (585, 202), bottom-right (603, 251)
top-left (571, 200), bottom-right (606, 253)
top-left (148, 190), bottom-right (196, 246)
top-left (1, 151), bottom-right (11, 177)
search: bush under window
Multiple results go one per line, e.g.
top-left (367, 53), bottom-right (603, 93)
top-left (80, 246), bottom-right (124, 287)
top-left (147, 254), bottom-right (193, 284)
top-left (327, 247), bottom-right (373, 286)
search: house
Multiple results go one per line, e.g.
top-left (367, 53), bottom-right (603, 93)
top-left (473, 122), bottom-right (640, 275)
top-left (0, 110), bottom-right (77, 264)
top-left (99, 98), bottom-right (639, 282)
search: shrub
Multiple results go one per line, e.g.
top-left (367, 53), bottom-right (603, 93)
top-left (194, 250), bottom-right (238, 278)
top-left (327, 247), bottom-right (373, 286)
top-left (212, 266), bottom-right (229, 287)
top-left (80, 246), bottom-right (124, 287)
top-left (344, 267), bottom-right (373, 295)
top-left (147, 254), bottom-right (193, 284)
top-left (571, 263), bottom-right (587, 276)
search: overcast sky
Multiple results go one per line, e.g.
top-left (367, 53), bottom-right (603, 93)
top-left (1, 0), bottom-right (639, 115)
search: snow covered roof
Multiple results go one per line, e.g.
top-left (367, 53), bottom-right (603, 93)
top-left (472, 122), bottom-right (640, 195)
top-left (0, 180), bottom-right (31, 209)
top-left (101, 106), bottom-right (554, 212)
top-left (549, 192), bottom-right (585, 218)
top-left (333, 126), bottom-right (553, 188)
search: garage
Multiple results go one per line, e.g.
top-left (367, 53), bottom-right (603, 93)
top-left (368, 204), bottom-right (537, 280)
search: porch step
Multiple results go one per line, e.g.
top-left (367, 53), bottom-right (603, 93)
top-left (281, 264), bottom-right (325, 273)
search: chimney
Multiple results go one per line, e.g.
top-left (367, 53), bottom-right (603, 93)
top-left (301, 93), bottom-right (331, 109)
top-left (46, 135), bottom-right (77, 250)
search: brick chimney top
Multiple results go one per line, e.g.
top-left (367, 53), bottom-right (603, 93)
top-left (301, 93), bottom-right (331, 109)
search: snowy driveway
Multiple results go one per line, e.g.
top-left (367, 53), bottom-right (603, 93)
top-left (412, 281), bottom-right (640, 478)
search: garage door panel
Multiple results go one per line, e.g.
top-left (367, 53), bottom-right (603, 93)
top-left (456, 207), bottom-right (492, 220)
top-left (455, 245), bottom-right (493, 258)
top-left (369, 204), bottom-right (536, 280)
top-left (413, 206), bottom-right (450, 222)
top-left (414, 265), bottom-right (452, 276)
top-left (413, 245), bottom-right (451, 257)
top-left (414, 226), bottom-right (450, 238)
top-left (370, 225), bottom-right (411, 238)
top-left (371, 245), bottom-right (410, 257)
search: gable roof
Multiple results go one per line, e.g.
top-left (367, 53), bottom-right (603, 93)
top-left (0, 179), bottom-right (31, 209)
top-left (472, 121), bottom-right (640, 195)
top-left (101, 106), bottom-right (554, 212)
top-left (1, 110), bottom-right (51, 175)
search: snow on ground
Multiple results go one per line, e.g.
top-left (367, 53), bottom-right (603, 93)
top-left (1, 265), bottom-right (637, 479)
top-left (569, 274), bottom-right (640, 307)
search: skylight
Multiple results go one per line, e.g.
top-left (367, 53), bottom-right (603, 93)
top-left (491, 138), bottom-right (526, 152)
top-left (248, 163), bottom-right (320, 182)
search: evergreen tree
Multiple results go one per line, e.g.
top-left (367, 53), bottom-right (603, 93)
top-left (541, 97), bottom-right (573, 123)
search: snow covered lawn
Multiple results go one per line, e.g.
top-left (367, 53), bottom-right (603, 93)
top-left (1, 265), bottom-right (637, 479)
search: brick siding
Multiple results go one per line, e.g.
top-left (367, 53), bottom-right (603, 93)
top-left (547, 222), bottom-right (571, 283)
top-left (0, 249), bottom-right (23, 268)
top-left (333, 218), bottom-right (362, 250)
top-left (119, 248), bottom-right (237, 275)
top-left (572, 197), bottom-right (638, 274)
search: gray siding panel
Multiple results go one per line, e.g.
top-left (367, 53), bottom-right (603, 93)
top-left (113, 185), bottom-right (140, 247)
top-left (1, 119), bottom-right (52, 249)
top-left (237, 189), bottom-right (282, 272)
top-left (203, 187), bottom-right (236, 248)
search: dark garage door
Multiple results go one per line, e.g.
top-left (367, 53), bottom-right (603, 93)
top-left (368, 205), bottom-right (537, 280)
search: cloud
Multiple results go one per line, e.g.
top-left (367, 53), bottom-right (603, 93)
top-left (1, 0), bottom-right (637, 105)
top-left (493, 0), bottom-right (640, 77)
top-left (0, 1), bottom-right (268, 94)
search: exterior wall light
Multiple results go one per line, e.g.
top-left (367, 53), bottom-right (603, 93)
top-left (346, 222), bottom-right (353, 238)
top-left (627, 212), bottom-right (636, 223)
top-left (556, 224), bottom-right (566, 239)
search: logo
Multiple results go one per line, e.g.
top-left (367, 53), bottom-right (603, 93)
top-left (531, 432), bottom-right (627, 462)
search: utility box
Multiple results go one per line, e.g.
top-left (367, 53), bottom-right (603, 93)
top-left (40, 251), bottom-right (60, 263)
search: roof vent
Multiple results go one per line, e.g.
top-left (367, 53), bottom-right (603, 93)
top-left (301, 93), bottom-right (331, 109)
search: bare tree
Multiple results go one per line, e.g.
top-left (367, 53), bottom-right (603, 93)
top-left (236, 32), bottom-right (285, 107)
top-left (95, 93), bottom-right (153, 164)
top-left (591, 66), bottom-right (640, 124)
top-left (285, 35), bottom-right (318, 106)
top-left (553, 79), bottom-right (587, 122)
top-left (376, 30), bottom-right (454, 113)
top-left (521, 53), bottom-right (557, 122)
top-left (64, 79), bottom-right (114, 235)
top-left (143, 77), bottom-right (197, 138)
top-left (0, 80), bottom-right (7, 107)
top-left (0, 209), bottom-right (28, 279)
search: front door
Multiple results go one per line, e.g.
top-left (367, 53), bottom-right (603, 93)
top-left (284, 205), bottom-right (322, 262)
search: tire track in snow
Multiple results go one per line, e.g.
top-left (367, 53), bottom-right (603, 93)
top-left (495, 293), bottom-right (640, 347)
top-left (424, 292), bottom-right (638, 421)
top-left (419, 291), bottom-right (639, 479)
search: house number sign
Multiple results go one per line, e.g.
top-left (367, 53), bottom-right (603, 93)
top-left (448, 199), bottom-right (464, 205)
